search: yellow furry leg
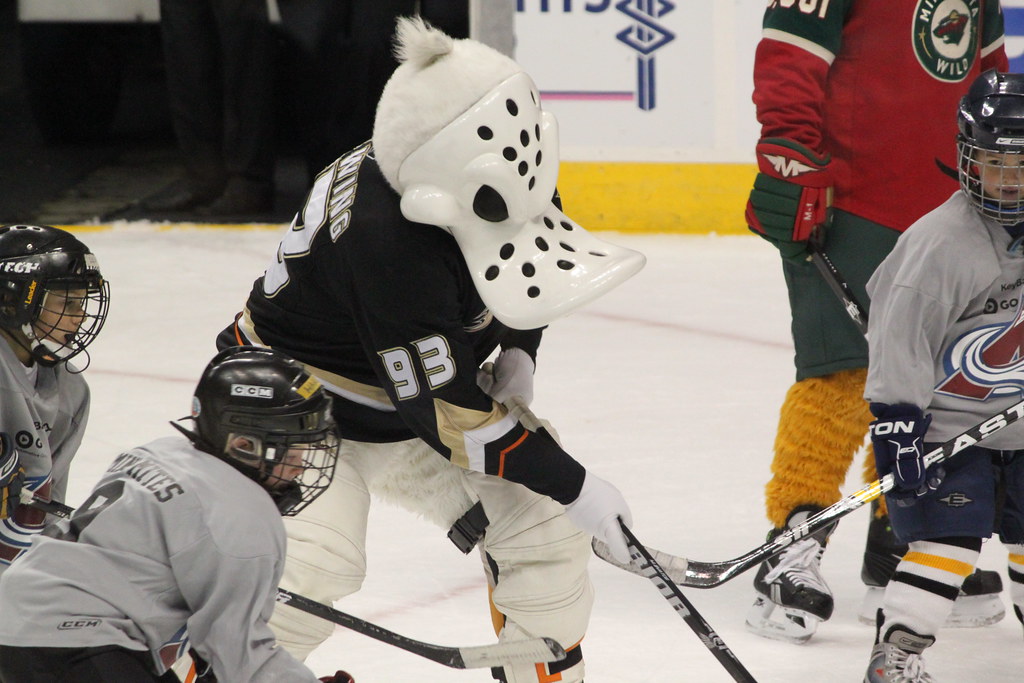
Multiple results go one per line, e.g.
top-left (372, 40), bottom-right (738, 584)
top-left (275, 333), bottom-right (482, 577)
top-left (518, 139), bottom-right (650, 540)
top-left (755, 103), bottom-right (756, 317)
top-left (765, 368), bottom-right (873, 527)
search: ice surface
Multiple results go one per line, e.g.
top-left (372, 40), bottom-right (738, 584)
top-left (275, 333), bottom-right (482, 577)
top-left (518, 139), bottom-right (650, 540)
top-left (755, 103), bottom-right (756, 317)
top-left (66, 225), bottom-right (1019, 682)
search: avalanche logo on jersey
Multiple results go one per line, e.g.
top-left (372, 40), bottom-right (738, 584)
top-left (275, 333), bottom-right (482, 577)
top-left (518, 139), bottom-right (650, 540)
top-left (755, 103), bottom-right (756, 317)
top-left (936, 294), bottom-right (1024, 400)
top-left (912, 0), bottom-right (979, 83)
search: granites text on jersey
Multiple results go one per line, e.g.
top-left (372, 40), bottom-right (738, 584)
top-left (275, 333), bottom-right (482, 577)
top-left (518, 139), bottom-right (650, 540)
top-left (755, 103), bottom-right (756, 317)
top-left (108, 452), bottom-right (185, 503)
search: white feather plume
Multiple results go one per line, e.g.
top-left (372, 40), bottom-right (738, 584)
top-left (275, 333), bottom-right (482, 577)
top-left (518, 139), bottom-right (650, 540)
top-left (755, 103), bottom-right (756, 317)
top-left (393, 16), bottom-right (453, 67)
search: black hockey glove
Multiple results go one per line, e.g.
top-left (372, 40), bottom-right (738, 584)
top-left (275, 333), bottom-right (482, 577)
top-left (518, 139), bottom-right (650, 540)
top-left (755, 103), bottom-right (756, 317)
top-left (869, 403), bottom-right (942, 504)
top-left (319, 671), bottom-right (355, 682)
top-left (188, 648), bottom-right (217, 682)
top-left (0, 434), bottom-right (24, 519)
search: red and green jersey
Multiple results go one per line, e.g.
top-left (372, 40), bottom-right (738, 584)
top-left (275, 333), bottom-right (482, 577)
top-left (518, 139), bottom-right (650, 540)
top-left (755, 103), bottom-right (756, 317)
top-left (754, 0), bottom-right (1008, 232)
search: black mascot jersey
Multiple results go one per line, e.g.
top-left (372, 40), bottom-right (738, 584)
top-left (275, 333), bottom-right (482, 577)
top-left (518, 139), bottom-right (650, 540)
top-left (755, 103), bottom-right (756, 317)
top-left (219, 142), bottom-right (583, 504)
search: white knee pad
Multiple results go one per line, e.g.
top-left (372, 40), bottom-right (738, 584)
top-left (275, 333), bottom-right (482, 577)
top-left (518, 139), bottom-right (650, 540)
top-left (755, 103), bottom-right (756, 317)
top-left (470, 471), bottom-right (594, 661)
top-left (270, 455), bottom-right (370, 660)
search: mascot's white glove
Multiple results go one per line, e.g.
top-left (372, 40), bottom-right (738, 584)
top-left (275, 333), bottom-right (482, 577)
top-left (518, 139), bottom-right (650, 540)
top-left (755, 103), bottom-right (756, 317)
top-left (477, 347), bottom-right (535, 405)
top-left (565, 471), bottom-right (633, 564)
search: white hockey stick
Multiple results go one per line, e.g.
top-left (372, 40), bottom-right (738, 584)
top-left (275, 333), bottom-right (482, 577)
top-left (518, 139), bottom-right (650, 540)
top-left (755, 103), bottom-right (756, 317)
top-left (29, 498), bottom-right (566, 670)
top-left (593, 398), bottom-right (1024, 587)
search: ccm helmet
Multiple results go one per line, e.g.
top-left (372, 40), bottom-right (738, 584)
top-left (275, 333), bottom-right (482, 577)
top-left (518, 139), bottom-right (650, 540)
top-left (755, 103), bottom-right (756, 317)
top-left (178, 346), bottom-right (339, 515)
top-left (957, 70), bottom-right (1024, 224)
top-left (0, 225), bottom-right (109, 367)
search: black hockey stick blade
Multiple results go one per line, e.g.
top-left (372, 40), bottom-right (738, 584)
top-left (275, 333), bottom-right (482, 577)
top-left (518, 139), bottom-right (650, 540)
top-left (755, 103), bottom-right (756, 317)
top-left (806, 228), bottom-right (868, 334)
top-left (621, 522), bottom-right (758, 682)
top-left (29, 498), bottom-right (566, 670)
top-left (595, 398), bottom-right (1024, 588)
top-left (276, 588), bottom-right (566, 669)
top-left (26, 497), bottom-right (74, 518)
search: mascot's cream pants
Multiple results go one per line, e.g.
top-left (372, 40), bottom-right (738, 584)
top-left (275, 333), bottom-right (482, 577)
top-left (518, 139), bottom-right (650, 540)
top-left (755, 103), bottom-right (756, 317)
top-left (270, 437), bottom-right (593, 683)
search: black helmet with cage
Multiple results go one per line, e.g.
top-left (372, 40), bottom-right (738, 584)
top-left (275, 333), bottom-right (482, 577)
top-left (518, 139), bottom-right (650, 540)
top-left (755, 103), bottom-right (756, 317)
top-left (957, 69), bottom-right (1024, 225)
top-left (174, 346), bottom-right (339, 516)
top-left (0, 224), bottom-right (109, 367)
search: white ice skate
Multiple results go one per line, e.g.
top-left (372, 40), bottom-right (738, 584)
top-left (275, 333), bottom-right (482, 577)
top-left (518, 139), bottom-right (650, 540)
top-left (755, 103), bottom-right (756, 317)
top-left (863, 624), bottom-right (936, 683)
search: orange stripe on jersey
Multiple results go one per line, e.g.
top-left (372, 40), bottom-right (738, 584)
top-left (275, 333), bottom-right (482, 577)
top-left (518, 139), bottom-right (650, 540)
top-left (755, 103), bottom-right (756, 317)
top-left (232, 316), bottom-right (246, 345)
top-left (1009, 553), bottom-right (1024, 565)
top-left (903, 551), bottom-right (974, 577)
top-left (498, 430), bottom-right (529, 478)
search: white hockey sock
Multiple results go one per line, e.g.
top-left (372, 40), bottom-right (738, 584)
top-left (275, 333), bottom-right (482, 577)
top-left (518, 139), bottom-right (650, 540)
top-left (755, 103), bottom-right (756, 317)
top-left (1007, 543), bottom-right (1024, 621)
top-left (880, 539), bottom-right (980, 639)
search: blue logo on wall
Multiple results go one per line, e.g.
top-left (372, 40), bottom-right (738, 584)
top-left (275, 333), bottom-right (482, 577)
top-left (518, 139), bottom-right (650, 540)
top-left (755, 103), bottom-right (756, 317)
top-left (615, 0), bottom-right (675, 110)
top-left (1006, 8), bottom-right (1024, 72)
top-left (516, 0), bottom-right (674, 111)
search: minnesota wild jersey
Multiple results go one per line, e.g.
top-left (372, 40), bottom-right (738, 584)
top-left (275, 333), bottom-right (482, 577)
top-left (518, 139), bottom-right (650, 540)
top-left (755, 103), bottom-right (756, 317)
top-left (756, 0), bottom-right (1007, 231)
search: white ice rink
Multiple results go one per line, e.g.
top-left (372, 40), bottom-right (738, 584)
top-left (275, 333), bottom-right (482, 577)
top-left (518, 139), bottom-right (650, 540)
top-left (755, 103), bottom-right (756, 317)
top-left (64, 225), bottom-right (1020, 682)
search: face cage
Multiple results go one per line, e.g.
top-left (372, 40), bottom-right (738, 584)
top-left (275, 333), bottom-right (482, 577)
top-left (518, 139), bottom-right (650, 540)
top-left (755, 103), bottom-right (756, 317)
top-left (958, 140), bottom-right (1024, 226)
top-left (238, 429), bottom-right (340, 516)
top-left (25, 278), bottom-right (110, 366)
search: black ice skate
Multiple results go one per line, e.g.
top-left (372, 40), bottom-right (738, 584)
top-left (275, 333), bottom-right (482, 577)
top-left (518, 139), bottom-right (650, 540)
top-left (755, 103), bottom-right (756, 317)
top-left (746, 506), bottom-right (834, 644)
top-left (859, 501), bottom-right (1005, 627)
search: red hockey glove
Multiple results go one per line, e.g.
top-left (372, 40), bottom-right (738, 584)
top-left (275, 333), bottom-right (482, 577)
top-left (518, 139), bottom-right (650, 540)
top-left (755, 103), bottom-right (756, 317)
top-left (320, 671), bottom-right (355, 683)
top-left (0, 434), bottom-right (24, 519)
top-left (745, 137), bottom-right (833, 262)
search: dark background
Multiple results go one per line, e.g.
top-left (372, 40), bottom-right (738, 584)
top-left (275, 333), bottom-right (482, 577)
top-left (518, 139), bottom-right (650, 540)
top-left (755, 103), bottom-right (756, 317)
top-left (0, 1), bottom-right (308, 224)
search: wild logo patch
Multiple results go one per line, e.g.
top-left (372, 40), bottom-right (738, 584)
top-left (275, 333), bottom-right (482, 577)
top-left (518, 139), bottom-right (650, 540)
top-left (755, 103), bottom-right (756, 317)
top-left (913, 0), bottom-right (979, 82)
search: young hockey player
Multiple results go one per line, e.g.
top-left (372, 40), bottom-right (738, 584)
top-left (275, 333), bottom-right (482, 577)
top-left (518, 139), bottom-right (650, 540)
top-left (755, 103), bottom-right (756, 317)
top-left (743, 0), bottom-right (1008, 642)
top-left (216, 16), bottom-right (645, 683)
top-left (862, 69), bottom-right (1024, 682)
top-left (0, 346), bottom-right (353, 682)
top-left (0, 224), bottom-right (109, 571)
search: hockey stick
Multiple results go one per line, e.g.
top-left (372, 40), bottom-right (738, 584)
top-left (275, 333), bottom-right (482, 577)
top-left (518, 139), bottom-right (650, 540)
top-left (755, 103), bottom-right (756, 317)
top-left (593, 397), bottom-right (1024, 587)
top-left (620, 522), bottom-right (758, 682)
top-left (806, 227), bottom-right (868, 334)
top-left (505, 396), bottom-right (758, 682)
top-left (28, 498), bottom-right (567, 670)
top-left (274, 588), bottom-right (565, 669)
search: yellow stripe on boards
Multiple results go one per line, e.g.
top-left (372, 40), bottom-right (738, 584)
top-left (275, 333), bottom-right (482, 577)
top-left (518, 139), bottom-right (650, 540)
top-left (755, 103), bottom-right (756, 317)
top-left (903, 551), bottom-right (974, 578)
top-left (54, 161), bottom-right (760, 236)
top-left (557, 162), bottom-right (757, 234)
top-left (54, 223), bottom-right (285, 232)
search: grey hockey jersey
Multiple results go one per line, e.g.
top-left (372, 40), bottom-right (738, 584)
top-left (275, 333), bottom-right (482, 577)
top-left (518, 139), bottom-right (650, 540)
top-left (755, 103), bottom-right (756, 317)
top-left (866, 191), bottom-right (1024, 449)
top-left (0, 338), bottom-right (89, 570)
top-left (0, 435), bottom-right (319, 682)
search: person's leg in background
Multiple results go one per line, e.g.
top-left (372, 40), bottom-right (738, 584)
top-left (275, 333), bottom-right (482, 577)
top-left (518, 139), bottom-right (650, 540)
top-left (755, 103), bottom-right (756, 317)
top-left (152, 0), bottom-right (227, 212)
top-left (200, 0), bottom-right (276, 216)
